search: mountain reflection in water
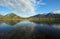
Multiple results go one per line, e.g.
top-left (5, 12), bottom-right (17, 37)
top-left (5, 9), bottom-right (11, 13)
top-left (0, 20), bottom-right (60, 39)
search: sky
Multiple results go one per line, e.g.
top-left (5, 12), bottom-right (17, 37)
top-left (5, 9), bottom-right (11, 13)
top-left (0, 0), bottom-right (60, 17)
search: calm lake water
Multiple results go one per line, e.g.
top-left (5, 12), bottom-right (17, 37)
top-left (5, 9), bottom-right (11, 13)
top-left (0, 20), bottom-right (60, 39)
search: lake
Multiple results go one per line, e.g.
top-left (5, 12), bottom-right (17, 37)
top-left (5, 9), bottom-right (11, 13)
top-left (0, 20), bottom-right (60, 39)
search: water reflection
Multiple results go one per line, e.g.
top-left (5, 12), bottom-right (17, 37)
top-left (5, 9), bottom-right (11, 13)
top-left (0, 22), bottom-right (14, 34)
top-left (14, 20), bottom-right (38, 26)
top-left (1, 20), bottom-right (20, 25)
top-left (52, 24), bottom-right (60, 29)
top-left (0, 20), bottom-right (60, 33)
top-left (0, 20), bottom-right (60, 39)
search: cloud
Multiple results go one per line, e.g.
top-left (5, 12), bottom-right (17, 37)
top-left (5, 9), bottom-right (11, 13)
top-left (53, 10), bottom-right (60, 14)
top-left (0, 0), bottom-right (45, 14)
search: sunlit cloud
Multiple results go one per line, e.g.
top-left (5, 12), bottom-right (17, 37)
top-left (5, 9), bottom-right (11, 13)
top-left (53, 10), bottom-right (60, 14)
top-left (0, 0), bottom-right (45, 14)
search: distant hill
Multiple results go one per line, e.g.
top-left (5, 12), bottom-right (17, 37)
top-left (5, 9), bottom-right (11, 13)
top-left (29, 13), bottom-right (60, 18)
top-left (0, 14), bottom-right (3, 18)
top-left (3, 13), bottom-right (22, 18)
top-left (46, 13), bottom-right (60, 18)
top-left (0, 12), bottom-right (60, 19)
top-left (29, 14), bottom-right (46, 18)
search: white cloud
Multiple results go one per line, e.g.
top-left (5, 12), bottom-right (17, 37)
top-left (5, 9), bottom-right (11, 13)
top-left (53, 10), bottom-right (60, 14)
top-left (0, 0), bottom-right (45, 14)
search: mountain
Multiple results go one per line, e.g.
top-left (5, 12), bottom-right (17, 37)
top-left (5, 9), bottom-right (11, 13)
top-left (4, 13), bottom-right (21, 18)
top-left (29, 12), bottom-right (60, 18)
top-left (29, 14), bottom-right (46, 18)
top-left (0, 12), bottom-right (60, 18)
top-left (46, 13), bottom-right (60, 18)
top-left (0, 14), bottom-right (3, 18)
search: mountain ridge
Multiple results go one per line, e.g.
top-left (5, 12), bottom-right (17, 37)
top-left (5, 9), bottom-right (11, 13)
top-left (0, 12), bottom-right (60, 18)
top-left (29, 13), bottom-right (60, 18)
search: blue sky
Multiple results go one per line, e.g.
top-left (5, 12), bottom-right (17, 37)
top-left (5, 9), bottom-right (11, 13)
top-left (0, 0), bottom-right (60, 17)
top-left (36, 0), bottom-right (60, 14)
